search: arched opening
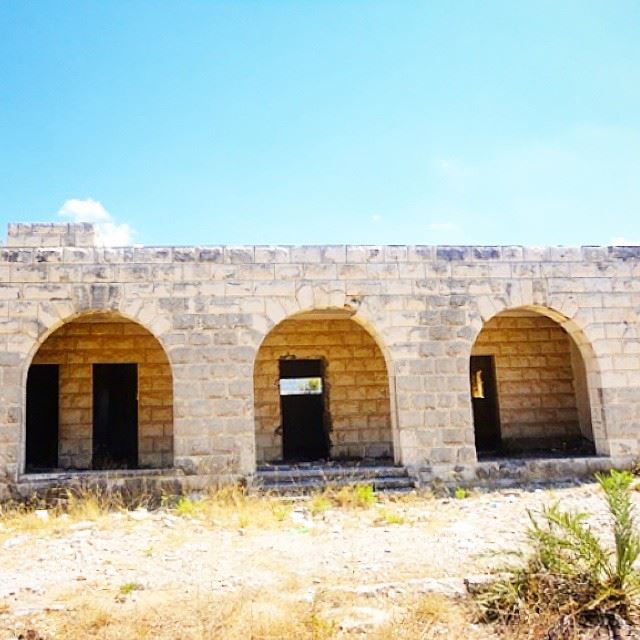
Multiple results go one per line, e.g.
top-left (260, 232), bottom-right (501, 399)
top-left (25, 312), bottom-right (173, 473)
top-left (470, 308), bottom-right (596, 459)
top-left (254, 310), bottom-right (394, 464)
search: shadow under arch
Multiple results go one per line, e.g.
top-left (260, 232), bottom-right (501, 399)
top-left (20, 309), bottom-right (175, 475)
top-left (252, 306), bottom-right (400, 465)
top-left (468, 304), bottom-right (608, 459)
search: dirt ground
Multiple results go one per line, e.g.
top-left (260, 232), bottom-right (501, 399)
top-left (0, 480), bottom-right (630, 639)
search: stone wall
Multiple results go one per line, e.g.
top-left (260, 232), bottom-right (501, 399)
top-left (471, 312), bottom-right (586, 446)
top-left (32, 315), bottom-right (173, 468)
top-left (254, 316), bottom-right (393, 462)
top-left (1, 223), bottom-right (640, 495)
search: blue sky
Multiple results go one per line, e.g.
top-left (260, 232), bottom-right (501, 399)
top-left (1, 1), bottom-right (640, 247)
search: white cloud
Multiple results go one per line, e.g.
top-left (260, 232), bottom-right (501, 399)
top-left (609, 236), bottom-right (640, 246)
top-left (371, 213), bottom-right (383, 224)
top-left (428, 221), bottom-right (459, 232)
top-left (58, 198), bottom-right (134, 246)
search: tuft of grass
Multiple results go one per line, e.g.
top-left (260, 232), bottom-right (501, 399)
top-left (270, 502), bottom-right (291, 522)
top-left (473, 469), bottom-right (640, 635)
top-left (331, 484), bottom-right (377, 509)
top-left (174, 495), bottom-right (198, 517)
top-left (309, 494), bottom-right (332, 516)
top-left (87, 607), bottom-right (112, 630)
top-left (376, 507), bottom-right (406, 526)
top-left (119, 582), bottom-right (143, 596)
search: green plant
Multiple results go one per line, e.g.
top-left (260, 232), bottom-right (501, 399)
top-left (119, 582), bottom-right (143, 596)
top-left (175, 496), bottom-right (199, 517)
top-left (309, 494), bottom-right (332, 516)
top-left (352, 484), bottom-right (376, 507)
top-left (454, 487), bottom-right (468, 500)
top-left (377, 508), bottom-right (406, 525)
top-left (474, 469), bottom-right (640, 631)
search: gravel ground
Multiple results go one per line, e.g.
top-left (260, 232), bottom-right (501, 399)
top-left (0, 480), bottom-right (632, 638)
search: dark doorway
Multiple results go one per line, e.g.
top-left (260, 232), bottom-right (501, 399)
top-left (26, 364), bottom-right (59, 470)
top-left (470, 355), bottom-right (501, 454)
top-left (93, 363), bottom-right (138, 469)
top-left (279, 359), bottom-right (329, 461)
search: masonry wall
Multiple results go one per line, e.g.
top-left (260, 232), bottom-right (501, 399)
top-left (254, 317), bottom-right (393, 462)
top-left (2, 223), bottom-right (640, 496)
top-left (471, 313), bottom-right (586, 445)
top-left (32, 315), bottom-right (173, 469)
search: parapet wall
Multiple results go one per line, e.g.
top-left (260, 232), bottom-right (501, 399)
top-left (1, 221), bottom-right (640, 496)
top-left (6, 223), bottom-right (98, 248)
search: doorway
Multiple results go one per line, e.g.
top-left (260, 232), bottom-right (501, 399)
top-left (26, 364), bottom-right (59, 470)
top-left (93, 363), bottom-right (138, 469)
top-left (470, 355), bottom-right (501, 454)
top-left (279, 359), bottom-right (328, 461)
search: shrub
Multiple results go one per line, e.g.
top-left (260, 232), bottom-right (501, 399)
top-left (473, 469), bottom-right (640, 636)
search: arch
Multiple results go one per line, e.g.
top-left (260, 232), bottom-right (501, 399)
top-left (253, 307), bottom-right (398, 464)
top-left (21, 310), bottom-right (174, 474)
top-left (469, 305), bottom-right (607, 459)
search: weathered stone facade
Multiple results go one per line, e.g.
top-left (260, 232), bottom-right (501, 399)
top-left (471, 311), bottom-right (591, 447)
top-left (31, 315), bottom-right (173, 469)
top-left (2, 222), bottom-right (640, 496)
top-left (254, 315), bottom-right (393, 462)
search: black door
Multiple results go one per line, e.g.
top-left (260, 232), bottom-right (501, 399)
top-left (470, 355), bottom-right (501, 454)
top-left (26, 364), bottom-right (59, 470)
top-left (93, 363), bottom-right (138, 469)
top-left (279, 359), bottom-right (328, 461)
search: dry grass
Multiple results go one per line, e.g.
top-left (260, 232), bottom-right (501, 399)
top-left (0, 485), bottom-right (296, 538)
top-left (170, 485), bottom-right (296, 529)
top-left (371, 593), bottom-right (488, 640)
top-left (0, 482), bottom-right (429, 539)
top-left (326, 484), bottom-right (377, 508)
top-left (19, 589), bottom-right (340, 640)
top-left (0, 487), bottom-right (133, 538)
top-left (4, 588), bottom-right (493, 640)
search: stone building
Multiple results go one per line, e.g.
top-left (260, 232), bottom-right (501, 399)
top-left (1, 222), bottom-right (640, 498)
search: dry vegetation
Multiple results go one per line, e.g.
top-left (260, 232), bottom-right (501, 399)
top-left (10, 588), bottom-right (484, 640)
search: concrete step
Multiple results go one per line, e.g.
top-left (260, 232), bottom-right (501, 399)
top-left (255, 464), bottom-right (409, 482)
top-left (252, 463), bottom-right (417, 495)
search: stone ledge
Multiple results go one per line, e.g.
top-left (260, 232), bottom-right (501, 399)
top-left (414, 455), bottom-right (635, 488)
top-left (2, 245), bottom-right (640, 268)
top-left (14, 468), bottom-right (185, 499)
